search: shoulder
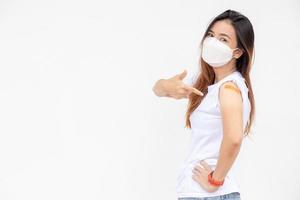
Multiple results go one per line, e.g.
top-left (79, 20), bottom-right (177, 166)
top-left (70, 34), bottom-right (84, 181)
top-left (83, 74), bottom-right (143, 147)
top-left (218, 72), bottom-right (249, 101)
top-left (218, 81), bottom-right (243, 109)
top-left (220, 81), bottom-right (241, 95)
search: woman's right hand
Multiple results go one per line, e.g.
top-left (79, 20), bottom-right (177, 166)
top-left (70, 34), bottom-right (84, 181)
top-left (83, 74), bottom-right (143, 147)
top-left (152, 69), bottom-right (204, 99)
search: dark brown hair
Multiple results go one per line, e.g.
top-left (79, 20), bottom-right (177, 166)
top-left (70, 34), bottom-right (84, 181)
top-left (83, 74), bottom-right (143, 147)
top-left (185, 10), bottom-right (255, 136)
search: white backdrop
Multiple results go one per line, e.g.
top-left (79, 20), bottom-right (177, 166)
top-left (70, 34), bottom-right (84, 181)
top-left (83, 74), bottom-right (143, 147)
top-left (0, 0), bottom-right (299, 200)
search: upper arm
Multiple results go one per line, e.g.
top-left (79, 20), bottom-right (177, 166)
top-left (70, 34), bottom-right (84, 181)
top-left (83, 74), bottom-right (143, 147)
top-left (218, 81), bottom-right (244, 143)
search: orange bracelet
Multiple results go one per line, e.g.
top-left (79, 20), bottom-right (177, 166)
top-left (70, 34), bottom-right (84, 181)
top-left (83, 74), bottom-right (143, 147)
top-left (208, 171), bottom-right (224, 186)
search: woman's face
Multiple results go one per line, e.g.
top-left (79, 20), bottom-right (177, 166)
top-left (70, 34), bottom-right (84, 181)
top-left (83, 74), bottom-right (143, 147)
top-left (206, 19), bottom-right (243, 59)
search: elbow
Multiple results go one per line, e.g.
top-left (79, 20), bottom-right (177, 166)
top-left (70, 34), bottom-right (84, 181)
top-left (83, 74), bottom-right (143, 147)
top-left (225, 135), bottom-right (243, 147)
top-left (223, 130), bottom-right (244, 147)
top-left (230, 138), bottom-right (243, 147)
top-left (232, 141), bottom-right (242, 148)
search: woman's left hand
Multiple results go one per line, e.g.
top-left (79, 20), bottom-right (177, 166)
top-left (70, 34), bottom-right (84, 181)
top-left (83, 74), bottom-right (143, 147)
top-left (192, 160), bottom-right (220, 193)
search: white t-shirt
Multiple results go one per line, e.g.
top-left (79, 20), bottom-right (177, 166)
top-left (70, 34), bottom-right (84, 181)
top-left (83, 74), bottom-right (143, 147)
top-left (177, 70), bottom-right (251, 198)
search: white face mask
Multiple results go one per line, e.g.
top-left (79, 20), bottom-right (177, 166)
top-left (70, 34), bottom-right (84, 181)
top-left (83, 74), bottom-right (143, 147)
top-left (201, 37), bottom-right (238, 67)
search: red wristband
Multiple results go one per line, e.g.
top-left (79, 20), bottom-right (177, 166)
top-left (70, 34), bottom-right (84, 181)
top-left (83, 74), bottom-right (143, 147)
top-left (208, 170), bottom-right (224, 186)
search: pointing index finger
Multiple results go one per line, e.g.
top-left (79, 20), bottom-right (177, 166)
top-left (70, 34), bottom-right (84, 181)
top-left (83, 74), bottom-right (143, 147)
top-left (184, 85), bottom-right (204, 96)
top-left (193, 87), bottom-right (204, 96)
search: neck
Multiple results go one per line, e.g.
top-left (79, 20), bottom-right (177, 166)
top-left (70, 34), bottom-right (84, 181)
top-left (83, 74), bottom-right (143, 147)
top-left (213, 63), bottom-right (237, 83)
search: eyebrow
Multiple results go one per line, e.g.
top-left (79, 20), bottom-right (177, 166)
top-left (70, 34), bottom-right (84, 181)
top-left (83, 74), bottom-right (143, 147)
top-left (208, 30), bottom-right (231, 40)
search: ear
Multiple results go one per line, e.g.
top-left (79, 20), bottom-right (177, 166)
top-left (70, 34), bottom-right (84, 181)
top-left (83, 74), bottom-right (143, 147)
top-left (233, 48), bottom-right (244, 59)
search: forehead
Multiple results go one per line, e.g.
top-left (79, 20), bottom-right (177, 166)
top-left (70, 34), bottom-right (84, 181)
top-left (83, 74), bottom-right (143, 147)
top-left (209, 20), bottom-right (236, 39)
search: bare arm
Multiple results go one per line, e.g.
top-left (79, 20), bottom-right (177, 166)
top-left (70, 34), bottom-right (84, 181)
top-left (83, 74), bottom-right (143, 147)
top-left (212, 81), bottom-right (244, 181)
top-left (191, 81), bottom-right (244, 193)
top-left (152, 69), bottom-right (203, 99)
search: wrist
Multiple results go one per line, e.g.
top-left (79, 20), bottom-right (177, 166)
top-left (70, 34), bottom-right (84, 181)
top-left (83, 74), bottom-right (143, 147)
top-left (211, 171), bottom-right (225, 182)
top-left (208, 170), bottom-right (225, 187)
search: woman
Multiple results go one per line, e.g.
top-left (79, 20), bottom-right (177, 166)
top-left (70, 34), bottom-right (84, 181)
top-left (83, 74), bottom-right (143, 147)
top-left (152, 10), bottom-right (255, 200)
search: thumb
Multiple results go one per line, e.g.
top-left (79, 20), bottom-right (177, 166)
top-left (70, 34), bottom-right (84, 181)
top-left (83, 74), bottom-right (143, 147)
top-left (177, 69), bottom-right (187, 80)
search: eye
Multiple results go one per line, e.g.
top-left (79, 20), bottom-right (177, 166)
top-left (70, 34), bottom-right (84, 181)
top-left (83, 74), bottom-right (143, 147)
top-left (219, 37), bottom-right (228, 43)
top-left (207, 32), bottom-right (214, 37)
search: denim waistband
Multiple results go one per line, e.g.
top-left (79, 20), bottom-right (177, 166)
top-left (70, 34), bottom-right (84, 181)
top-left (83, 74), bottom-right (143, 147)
top-left (219, 192), bottom-right (240, 199)
top-left (178, 192), bottom-right (240, 200)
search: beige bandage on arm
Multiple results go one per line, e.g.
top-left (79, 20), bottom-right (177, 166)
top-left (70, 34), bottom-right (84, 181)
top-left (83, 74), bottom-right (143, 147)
top-left (224, 84), bottom-right (241, 94)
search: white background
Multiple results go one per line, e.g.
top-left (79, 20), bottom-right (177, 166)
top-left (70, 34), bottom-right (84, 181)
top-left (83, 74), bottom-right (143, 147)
top-left (0, 0), bottom-right (299, 199)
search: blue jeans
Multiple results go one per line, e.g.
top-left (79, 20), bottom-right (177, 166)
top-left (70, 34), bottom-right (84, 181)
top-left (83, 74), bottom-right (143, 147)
top-left (178, 192), bottom-right (241, 200)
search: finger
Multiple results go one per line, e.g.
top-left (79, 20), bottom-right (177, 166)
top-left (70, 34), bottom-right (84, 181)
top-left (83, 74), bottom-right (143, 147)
top-left (200, 160), bottom-right (211, 171)
top-left (179, 87), bottom-right (193, 98)
top-left (177, 95), bottom-right (188, 99)
top-left (194, 164), bottom-right (205, 173)
top-left (182, 85), bottom-right (192, 91)
top-left (177, 69), bottom-right (187, 80)
top-left (185, 90), bottom-right (197, 98)
top-left (192, 168), bottom-right (201, 176)
top-left (192, 174), bottom-right (205, 186)
top-left (192, 87), bottom-right (204, 96)
top-left (182, 88), bottom-right (192, 97)
top-left (192, 173), bottom-right (202, 182)
top-left (192, 174), bottom-right (200, 183)
top-left (174, 95), bottom-right (187, 100)
top-left (179, 88), bottom-right (188, 94)
top-left (183, 85), bottom-right (203, 96)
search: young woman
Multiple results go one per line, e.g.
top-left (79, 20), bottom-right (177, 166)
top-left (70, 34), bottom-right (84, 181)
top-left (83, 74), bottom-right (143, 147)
top-left (152, 10), bottom-right (255, 200)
